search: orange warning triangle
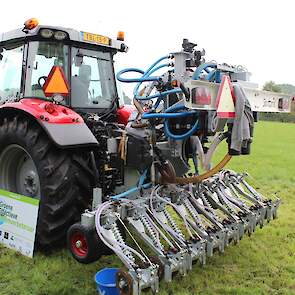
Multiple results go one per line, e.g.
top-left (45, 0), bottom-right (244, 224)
top-left (215, 75), bottom-right (235, 118)
top-left (43, 66), bottom-right (69, 97)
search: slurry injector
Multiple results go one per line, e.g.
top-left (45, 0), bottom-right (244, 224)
top-left (67, 39), bottom-right (290, 295)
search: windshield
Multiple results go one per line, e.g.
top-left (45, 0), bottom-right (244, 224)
top-left (71, 47), bottom-right (116, 109)
top-left (25, 41), bottom-right (69, 99)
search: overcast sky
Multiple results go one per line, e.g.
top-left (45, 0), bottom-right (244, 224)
top-left (1, 0), bottom-right (294, 96)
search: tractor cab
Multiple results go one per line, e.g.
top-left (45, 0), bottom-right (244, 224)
top-left (0, 18), bottom-right (127, 114)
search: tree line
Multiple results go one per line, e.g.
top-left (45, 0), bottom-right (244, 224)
top-left (259, 81), bottom-right (295, 123)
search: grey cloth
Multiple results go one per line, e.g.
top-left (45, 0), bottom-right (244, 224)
top-left (230, 84), bottom-right (254, 152)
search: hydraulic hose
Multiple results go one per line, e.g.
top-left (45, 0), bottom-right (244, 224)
top-left (192, 62), bottom-right (217, 80)
top-left (164, 117), bottom-right (199, 140)
top-left (164, 103), bottom-right (199, 140)
top-left (206, 69), bottom-right (216, 81)
top-left (117, 66), bottom-right (182, 101)
top-left (142, 111), bottom-right (195, 119)
top-left (142, 102), bottom-right (200, 140)
top-left (145, 55), bottom-right (170, 73)
top-left (116, 55), bottom-right (183, 102)
top-left (116, 68), bottom-right (160, 83)
top-left (111, 183), bottom-right (152, 200)
top-left (111, 169), bottom-right (151, 200)
top-left (138, 88), bottom-right (182, 101)
top-left (133, 63), bottom-right (171, 97)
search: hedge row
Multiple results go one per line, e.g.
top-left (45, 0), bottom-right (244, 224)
top-left (258, 112), bottom-right (295, 123)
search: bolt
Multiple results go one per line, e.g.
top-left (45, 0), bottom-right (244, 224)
top-left (24, 175), bottom-right (37, 195)
top-left (118, 279), bottom-right (126, 289)
top-left (75, 240), bottom-right (82, 248)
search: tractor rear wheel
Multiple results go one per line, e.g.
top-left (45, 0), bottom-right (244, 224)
top-left (0, 115), bottom-right (93, 248)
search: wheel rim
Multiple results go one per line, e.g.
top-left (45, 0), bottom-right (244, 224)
top-left (0, 144), bottom-right (41, 199)
top-left (71, 232), bottom-right (88, 257)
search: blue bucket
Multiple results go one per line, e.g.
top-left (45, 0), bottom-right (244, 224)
top-left (95, 268), bottom-right (119, 295)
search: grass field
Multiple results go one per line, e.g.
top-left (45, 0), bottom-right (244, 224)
top-left (0, 121), bottom-right (295, 295)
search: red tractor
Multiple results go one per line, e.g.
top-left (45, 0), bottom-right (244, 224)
top-left (0, 19), bottom-right (130, 248)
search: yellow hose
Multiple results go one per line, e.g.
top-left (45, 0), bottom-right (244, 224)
top-left (175, 153), bottom-right (232, 184)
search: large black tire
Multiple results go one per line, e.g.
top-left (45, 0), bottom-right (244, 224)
top-left (0, 115), bottom-right (94, 248)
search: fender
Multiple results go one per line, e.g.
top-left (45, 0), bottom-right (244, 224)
top-left (0, 98), bottom-right (98, 148)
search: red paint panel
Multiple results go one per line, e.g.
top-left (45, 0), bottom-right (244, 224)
top-left (216, 111), bottom-right (235, 118)
top-left (117, 105), bottom-right (135, 125)
top-left (0, 99), bottom-right (83, 124)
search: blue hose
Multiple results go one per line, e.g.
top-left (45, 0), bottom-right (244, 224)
top-left (111, 169), bottom-right (150, 200)
top-left (138, 169), bottom-right (147, 186)
top-left (164, 104), bottom-right (199, 140)
top-left (165, 103), bottom-right (199, 140)
top-left (206, 69), bottom-right (216, 81)
top-left (116, 56), bottom-right (170, 85)
top-left (117, 56), bottom-right (200, 140)
top-left (116, 68), bottom-right (160, 83)
top-left (133, 63), bottom-right (171, 98)
top-left (142, 103), bottom-right (197, 119)
top-left (116, 55), bottom-right (179, 103)
top-left (111, 183), bottom-right (152, 200)
top-left (137, 88), bottom-right (182, 101)
top-left (215, 70), bottom-right (222, 83)
top-left (164, 118), bottom-right (199, 140)
top-left (165, 103), bottom-right (187, 113)
top-left (133, 61), bottom-right (178, 100)
top-left (117, 65), bottom-right (180, 101)
top-left (153, 96), bottom-right (162, 110)
top-left (142, 111), bottom-right (195, 119)
top-left (145, 55), bottom-right (170, 74)
top-left (192, 62), bottom-right (217, 80)
top-left (142, 103), bottom-right (200, 140)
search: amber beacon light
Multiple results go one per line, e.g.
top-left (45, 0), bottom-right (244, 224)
top-left (24, 18), bottom-right (39, 30)
top-left (117, 31), bottom-right (125, 41)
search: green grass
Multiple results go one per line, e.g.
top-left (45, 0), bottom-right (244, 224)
top-left (1, 121), bottom-right (295, 295)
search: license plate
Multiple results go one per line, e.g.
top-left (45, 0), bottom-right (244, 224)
top-left (81, 31), bottom-right (110, 46)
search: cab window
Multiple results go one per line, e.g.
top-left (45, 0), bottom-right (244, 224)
top-left (71, 47), bottom-right (116, 109)
top-left (25, 41), bottom-right (69, 99)
top-left (0, 43), bottom-right (23, 103)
